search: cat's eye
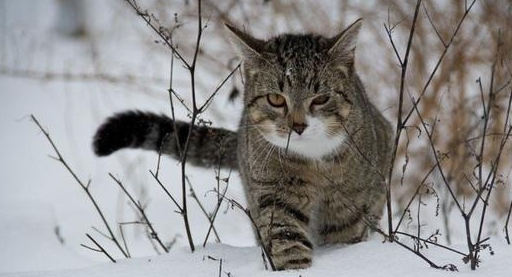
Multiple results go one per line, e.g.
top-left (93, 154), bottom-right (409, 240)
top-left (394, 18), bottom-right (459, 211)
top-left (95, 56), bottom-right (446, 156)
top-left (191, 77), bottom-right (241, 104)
top-left (267, 94), bottom-right (286, 107)
top-left (311, 95), bottom-right (330, 106)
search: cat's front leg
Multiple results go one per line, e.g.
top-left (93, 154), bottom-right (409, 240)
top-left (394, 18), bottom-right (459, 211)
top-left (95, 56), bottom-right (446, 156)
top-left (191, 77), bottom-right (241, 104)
top-left (250, 177), bottom-right (315, 270)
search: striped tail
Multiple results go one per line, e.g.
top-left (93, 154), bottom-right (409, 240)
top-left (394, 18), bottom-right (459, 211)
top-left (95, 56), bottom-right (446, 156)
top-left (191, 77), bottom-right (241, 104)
top-left (93, 111), bottom-right (238, 169)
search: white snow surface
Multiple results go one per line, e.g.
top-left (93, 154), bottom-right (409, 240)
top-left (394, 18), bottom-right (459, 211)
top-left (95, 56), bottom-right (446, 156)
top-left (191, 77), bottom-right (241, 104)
top-left (1, 0), bottom-right (511, 276)
top-left (2, 239), bottom-right (512, 277)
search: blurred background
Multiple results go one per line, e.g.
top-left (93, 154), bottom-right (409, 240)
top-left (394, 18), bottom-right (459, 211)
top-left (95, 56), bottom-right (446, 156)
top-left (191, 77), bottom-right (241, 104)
top-left (0, 0), bottom-right (511, 273)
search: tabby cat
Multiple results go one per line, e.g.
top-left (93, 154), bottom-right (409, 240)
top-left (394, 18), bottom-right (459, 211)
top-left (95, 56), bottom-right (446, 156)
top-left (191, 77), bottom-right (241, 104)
top-left (93, 19), bottom-right (393, 270)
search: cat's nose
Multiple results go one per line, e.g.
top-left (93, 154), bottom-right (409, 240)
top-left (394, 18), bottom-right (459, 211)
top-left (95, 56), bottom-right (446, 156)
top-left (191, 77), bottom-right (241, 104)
top-left (291, 123), bottom-right (307, 135)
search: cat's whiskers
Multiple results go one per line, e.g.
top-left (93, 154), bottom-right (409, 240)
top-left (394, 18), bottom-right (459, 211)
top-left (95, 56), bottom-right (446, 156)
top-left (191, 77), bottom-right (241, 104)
top-left (252, 143), bottom-right (275, 176)
top-left (277, 148), bottom-right (287, 173)
top-left (251, 134), bottom-right (269, 147)
top-left (250, 135), bottom-right (276, 170)
top-left (262, 145), bottom-right (276, 176)
top-left (321, 129), bottom-right (353, 167)
top-left (259, 144), bottom-right (275, 175)
top-left (250, 138), bottom-right (272, 163)
top-left (238, 123), bottom-right (274, 130)
top-left (251, 132), bottom-right (277, 175)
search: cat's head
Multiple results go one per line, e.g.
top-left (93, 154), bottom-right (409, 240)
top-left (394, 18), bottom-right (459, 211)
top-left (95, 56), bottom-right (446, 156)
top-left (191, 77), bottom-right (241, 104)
top-left (226, 19), bottom-right (363, 160)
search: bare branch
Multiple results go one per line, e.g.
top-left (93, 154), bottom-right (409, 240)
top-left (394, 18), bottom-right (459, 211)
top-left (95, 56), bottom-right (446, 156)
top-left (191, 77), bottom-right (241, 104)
top-left (85, 234), bottom-right (117, 263)
top-left (385, 0), bottom-right (423, 241)
top-left (30, 115), bottom-right (128, 258)
top-left (109, 173), bottom-right (169, 253)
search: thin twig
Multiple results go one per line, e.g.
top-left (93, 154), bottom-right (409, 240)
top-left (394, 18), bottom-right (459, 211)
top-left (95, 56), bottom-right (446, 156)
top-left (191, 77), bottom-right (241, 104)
top-left (119, 224), bottom-right (131, 258)
top-left (422, 3), bottom-right (446, 47)
top-left (401, 0), bottom-right (478, 126)
top-left (123, 0), bottom-right (190, 68)
top-left (30, 115), bottom-right (128, 258)
top-left (220, 195), bottom-right (276, 271)
top-left (150, 170), bottom-right (183, 211)
top-left (187, 180), bottom-right (221, 243)
top-left (396, 231), bottom-right (466, 256)
top-left (199, 63), bottom-right (241, 112)
top-left (85, 234), bottom-right (117, 263)
top-left (202, 181), bottom-right (229, 247)
top-left (385, 0), bottom-right (423, 241)
top-left (109, 173), bottom-right (169, 253)
top-left (394, 164), bottom-right (436, 232)
top-left (505, 201), bottom-right (512, 244)
top-left (394, 238), bottom-right (457, 271)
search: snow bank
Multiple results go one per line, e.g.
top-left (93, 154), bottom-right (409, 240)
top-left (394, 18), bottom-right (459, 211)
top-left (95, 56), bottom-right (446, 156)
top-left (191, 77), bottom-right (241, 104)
top-left (2, 238), bottom-right (511, 277)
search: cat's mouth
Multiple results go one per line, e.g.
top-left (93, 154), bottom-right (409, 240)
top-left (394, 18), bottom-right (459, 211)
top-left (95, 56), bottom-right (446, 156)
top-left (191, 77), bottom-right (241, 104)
top-left (261, 124), bottom-right (345, 160)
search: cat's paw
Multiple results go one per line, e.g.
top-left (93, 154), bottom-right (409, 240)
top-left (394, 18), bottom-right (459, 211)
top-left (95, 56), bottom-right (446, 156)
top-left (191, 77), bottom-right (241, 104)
top-left (270, 243), bottom-right (313, 270)
top-left (273, 253), bottom-right (312, 270)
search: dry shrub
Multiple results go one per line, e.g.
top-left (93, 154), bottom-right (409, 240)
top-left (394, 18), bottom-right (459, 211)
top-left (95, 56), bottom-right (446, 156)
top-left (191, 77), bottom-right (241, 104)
top-left (157, 0), bottom-right (512, 226)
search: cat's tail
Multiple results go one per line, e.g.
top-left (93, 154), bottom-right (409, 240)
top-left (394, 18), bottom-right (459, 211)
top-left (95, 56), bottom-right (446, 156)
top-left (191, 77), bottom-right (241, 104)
top-left (93, 111), bottom-right (238, 169)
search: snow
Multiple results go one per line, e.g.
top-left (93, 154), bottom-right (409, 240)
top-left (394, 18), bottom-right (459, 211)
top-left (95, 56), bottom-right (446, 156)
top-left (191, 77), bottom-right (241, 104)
top-left (2, 238), bottom-right (511, 277)
top-left (0, 0), bottom-right (511, 276)
top-left (0, 202), bottom-right (95, 272)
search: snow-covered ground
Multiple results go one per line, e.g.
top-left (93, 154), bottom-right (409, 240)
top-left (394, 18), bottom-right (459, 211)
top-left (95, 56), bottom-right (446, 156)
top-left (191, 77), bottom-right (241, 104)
top-left (2, 238), bottom-right (512, 277)
top-left (0, 0), bottom-right (511, 276)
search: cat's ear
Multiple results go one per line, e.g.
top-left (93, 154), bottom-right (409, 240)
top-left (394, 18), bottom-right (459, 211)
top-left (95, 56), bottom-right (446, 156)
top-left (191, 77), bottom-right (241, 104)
top-left (224, 23), bottom-right (265, 60)
top-left (326, 18), bottom-right (363, 68)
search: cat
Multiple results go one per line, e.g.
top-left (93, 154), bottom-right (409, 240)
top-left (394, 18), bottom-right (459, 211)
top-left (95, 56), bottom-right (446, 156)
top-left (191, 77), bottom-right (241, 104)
top-left (93, 19), bottom-right (393, 270)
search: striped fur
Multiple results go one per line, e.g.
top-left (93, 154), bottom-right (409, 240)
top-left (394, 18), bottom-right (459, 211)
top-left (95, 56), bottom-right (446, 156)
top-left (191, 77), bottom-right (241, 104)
top-left (93, 20), bottom-right (393, 271)
top-left (93, 111), bottom-right (238, 169)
